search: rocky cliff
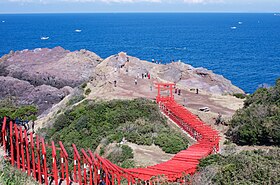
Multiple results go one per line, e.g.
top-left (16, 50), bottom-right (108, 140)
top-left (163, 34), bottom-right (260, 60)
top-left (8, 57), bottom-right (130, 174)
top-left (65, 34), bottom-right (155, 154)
top-left (0, 47), bottom-right (244, 114)
top-left (0, 47), bottom-right (102, 113)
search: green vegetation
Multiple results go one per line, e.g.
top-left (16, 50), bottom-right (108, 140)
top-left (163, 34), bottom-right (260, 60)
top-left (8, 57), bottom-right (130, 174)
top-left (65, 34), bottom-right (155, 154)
top-left (233, 93), bottom-right (247, 99)
top-left (107, 144), bottom-right (134, 168)
top-left (0, 159), bottom-right (38, 185)
top-left (43, 98), bottom-right (188, 167)
top-left (227, 78), bottom-right (280, 146)
top-left (81, 82), bottom-right (87, 89)
top-left (85, 88), bottom-right (91, 95)
top-left (0, 98), bottom-right (38, 121)
top-left (194, 148), bottom-right (280, 185)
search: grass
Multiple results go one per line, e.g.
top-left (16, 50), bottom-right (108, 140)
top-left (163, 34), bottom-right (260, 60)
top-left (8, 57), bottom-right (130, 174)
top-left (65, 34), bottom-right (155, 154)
top-left (42, 98), bottom-right (189, 167)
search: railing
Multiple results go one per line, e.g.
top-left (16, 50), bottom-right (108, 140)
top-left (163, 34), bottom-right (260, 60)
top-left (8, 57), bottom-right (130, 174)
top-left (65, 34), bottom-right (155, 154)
top-left (1, 98), bottom-right (220, 184)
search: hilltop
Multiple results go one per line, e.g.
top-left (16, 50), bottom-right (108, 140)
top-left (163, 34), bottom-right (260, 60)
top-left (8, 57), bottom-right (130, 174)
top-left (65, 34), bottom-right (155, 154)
top-left (0, 47), bottom-right (244, 115)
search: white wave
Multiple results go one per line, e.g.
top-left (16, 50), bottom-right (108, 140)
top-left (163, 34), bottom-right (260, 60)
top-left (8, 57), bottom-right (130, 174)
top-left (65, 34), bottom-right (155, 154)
top-left (41, 37), bottom-right (49, 40)
top-left (174, 47), bottom-right (187, 50)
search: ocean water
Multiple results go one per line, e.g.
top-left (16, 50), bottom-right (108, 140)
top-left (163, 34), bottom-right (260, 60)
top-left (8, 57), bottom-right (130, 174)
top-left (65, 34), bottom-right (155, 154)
top-left (0, 13), bottom-right (279, 93)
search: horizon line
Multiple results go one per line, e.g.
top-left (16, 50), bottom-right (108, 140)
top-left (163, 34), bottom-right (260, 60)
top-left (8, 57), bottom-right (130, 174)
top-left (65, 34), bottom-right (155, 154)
top-left (0, 11), bottom-right (279, 15)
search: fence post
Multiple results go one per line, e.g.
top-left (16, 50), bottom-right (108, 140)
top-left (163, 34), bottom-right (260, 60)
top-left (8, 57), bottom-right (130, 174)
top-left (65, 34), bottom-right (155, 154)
top-left (41, 138), bottom-right (48, 185)
top-left (14, 124), bottom-right (20, 169)
top-left (52, 141), bottom-right (59, 185)
top-left (117, 174), bottom-right (121, 185)
top-left (9, 121), bottom-right (14, 166)
top-left (30, 132), bottom-right (36, 179)
top-left (72, 144), bottom-right (82, 185)
top-left (88, 150), bottom-right (98, 185)
top-left (19, 127), bottom-right (25, 172)
top-left (1, 117), bottom-right (7, 151)
top-left (60, 149), bottom-right (65, 180)
top-left (36, 135), bottom-right (42, 183)
top-left (24, 130), bottom-right (31, 176)
top-left (111, 173), bottom-right (115, 185)
top-left (105, 168), bottom-right (109, 185)
top-left (81, 149), bottom-right (93, 185)
top-left (59, 141), bottom-right (69, 185)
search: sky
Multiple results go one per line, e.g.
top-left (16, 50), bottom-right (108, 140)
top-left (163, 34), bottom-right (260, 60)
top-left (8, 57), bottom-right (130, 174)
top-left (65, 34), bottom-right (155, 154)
top-left (0, 0), bottom-right (279, 13)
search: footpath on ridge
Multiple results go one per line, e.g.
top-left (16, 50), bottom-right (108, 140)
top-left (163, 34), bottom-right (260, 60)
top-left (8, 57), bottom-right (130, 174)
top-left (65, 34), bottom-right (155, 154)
top-left (0, 83), bottom-right (220, 184)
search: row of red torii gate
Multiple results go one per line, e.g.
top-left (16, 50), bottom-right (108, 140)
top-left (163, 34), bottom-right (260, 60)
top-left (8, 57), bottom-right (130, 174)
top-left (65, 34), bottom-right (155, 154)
top-left (0, 83), bottom-right (220, 184)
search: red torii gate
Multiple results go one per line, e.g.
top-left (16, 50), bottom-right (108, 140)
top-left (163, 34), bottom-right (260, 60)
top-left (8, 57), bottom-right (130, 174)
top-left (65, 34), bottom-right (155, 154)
top-left (155, 82), bottom-right (175, 103)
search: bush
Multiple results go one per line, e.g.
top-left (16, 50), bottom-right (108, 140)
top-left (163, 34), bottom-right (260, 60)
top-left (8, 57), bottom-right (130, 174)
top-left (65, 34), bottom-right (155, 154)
top-left (0, 98), bottom-right (38, 121)
top-left (45, 99), bottom-right (189, 157)
top-left (107, 145), bottom-right (134, 168)
top-left (0, 159), bottom-right (38, 185)
top-left (194, 149), bottom-right (280, 185)
top-left (233, 93), bottom-right (247, 99)
top-left (81, 83), bottom-right (87, 89)
top-left (155, 133), bottom-right (188, 154)
top-left (85, 88), bottom-right (91, 95)
top-left (227, 78), bottom-right (280, 146)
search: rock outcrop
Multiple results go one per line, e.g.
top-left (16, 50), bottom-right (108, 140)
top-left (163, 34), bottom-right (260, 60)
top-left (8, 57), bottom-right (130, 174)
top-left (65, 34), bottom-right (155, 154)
top-left (0, 47), bottom-right (102, 113)
top-left (0, 76), bottom-right (71, 114)
top-left (0, 47), bottom-right (102, 88)
top-left (0, 47), bottom-right (244, 114)
top-left (93, 52), bottom-right (244, 96)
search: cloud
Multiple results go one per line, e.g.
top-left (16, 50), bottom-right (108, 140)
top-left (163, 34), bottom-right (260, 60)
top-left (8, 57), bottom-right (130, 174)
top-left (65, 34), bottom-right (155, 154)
top-left (183, 0), bottom-right (223, 3)
top-left (101, 0), bottom-right (162, 3)
top-left (60, 0), bottom-right (162, 2)
top-left (4, 0), bottom-right (224, 3)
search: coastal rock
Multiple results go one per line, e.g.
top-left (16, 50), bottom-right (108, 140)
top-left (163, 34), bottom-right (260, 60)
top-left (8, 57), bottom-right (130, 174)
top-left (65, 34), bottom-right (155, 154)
top-left (0, 76), bottom-right (71, 113)
top-left (0, 47), bottom-right (102, 88)
top-left (0, 47), bottom-right (244, 113)
top-left (90, 52), bottom-right (244, 101)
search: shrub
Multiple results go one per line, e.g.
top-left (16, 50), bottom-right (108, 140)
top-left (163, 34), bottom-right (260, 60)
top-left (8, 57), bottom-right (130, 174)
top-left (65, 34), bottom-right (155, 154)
top-left (0, 98), bottom-right (38, 121)
top-left (155, 133), bottom-right (188, 154)
top-left (194, 149), bottom-right (280, 185)
top-left (81, 83), bottom-right (87, 89)
top-left (227, 78), bottom-right (280, 146)
top-left (45, 98), bottom-right (189, 160)
top-left (85, 88), bottom-right (91, 95)
top-left (233, 93), bottom-right (247, 99)
top-left (0, 159), bottom-right (38, 185)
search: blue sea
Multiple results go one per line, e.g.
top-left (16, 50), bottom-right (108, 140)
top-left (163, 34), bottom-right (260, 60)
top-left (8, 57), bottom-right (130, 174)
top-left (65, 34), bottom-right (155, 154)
top-left (0, 13), bottom-right (279, 93)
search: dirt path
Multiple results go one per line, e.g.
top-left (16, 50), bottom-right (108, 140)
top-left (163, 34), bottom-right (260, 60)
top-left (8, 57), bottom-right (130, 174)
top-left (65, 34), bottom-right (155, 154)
top-left (125, 142), bottom-right (174, 167)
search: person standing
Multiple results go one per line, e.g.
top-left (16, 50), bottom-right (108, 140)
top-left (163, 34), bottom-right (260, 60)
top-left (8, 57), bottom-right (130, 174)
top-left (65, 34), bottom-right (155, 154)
top-left (114, 80), bottom-right (117, 87)
top-left (135, 79), bottom-right (138, 85)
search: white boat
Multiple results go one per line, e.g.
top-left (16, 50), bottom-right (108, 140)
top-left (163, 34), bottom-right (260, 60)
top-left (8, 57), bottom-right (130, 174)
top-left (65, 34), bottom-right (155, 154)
top-left (2, 21), bottom-right (5, 23)
top-left (238, 22), bottom-right (243, 25)
top-left (75, 29), bottom-right (82, 32)
top-left (230, 26), bottom-right (237, 30)
top-left (41, 37), bottom-right (49, 40)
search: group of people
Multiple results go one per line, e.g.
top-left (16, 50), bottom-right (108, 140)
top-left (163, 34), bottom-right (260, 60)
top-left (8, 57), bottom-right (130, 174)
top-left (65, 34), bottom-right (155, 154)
top-left (174, 88), bottom-right (181, 96)
top-left (134, 72), bottom-right (151, 85)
